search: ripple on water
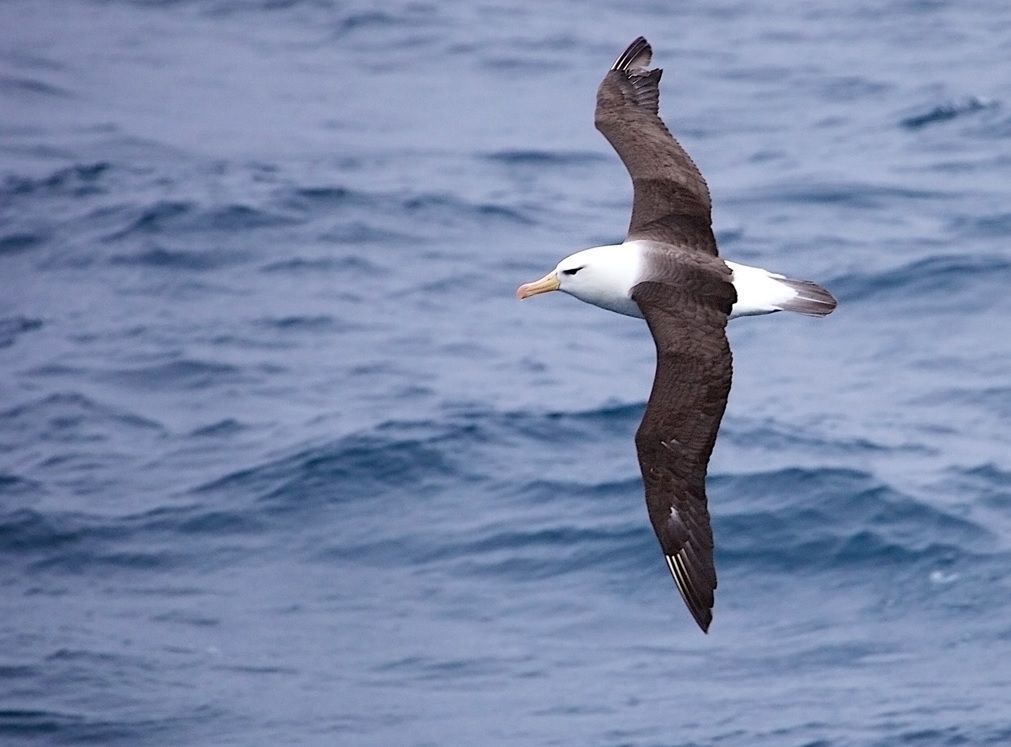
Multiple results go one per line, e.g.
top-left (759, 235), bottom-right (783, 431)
top-left (899, 96), bottom-right (999, 129)
top-left (0, 392), bottom-right (166, 438)
top-left (715, 467), bottom-right (990, 570)
top-left (830, 254), bottom-right (1011, 305)
top-left (1, 162), bottom-right (109, 198)
top-left (102, 200), bottom-right (292, 242)
top-left (0, 232), bottom-right (45, 255)
top-left (0, 316), bottom-right (43, 348)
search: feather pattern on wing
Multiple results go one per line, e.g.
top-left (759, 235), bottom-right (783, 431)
top-left (631, 260), bottom-right (735, 632)
top-left (595, 37), bottom-right (717, 254)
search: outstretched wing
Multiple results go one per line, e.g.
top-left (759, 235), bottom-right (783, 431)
top-left (631, 265), bottom-right (735, 632)
top-left (595, 37), bottom-right (716, 254)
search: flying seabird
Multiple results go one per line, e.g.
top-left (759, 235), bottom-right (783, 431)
top-left (517, 37), bottom-right (836, 633)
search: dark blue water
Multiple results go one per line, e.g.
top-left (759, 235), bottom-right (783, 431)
top-left (3, 1), bottom-right (1011, 744)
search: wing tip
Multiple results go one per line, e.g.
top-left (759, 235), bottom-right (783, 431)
top-left (665, 553), bottom-right (714, 634)
top-left (696, 609), bottom-right (713, 634)
top-left (612, 36), bottom-right (652, 72)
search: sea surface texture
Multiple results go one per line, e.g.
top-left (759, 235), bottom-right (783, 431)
top-left (2, 1), bottom-right (1011, 745)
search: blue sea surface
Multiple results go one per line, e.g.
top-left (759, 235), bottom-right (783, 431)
top-left (2, 1), bottom-right (1011, 744)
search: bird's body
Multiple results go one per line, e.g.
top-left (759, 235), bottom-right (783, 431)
top-left (517, 37), bottom-right (836, 633)
top-left (547, 240), bottom-right (836, 320)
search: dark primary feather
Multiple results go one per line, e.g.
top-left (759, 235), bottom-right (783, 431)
top-left (631, 261), bottom-right (736, 633)
top-left (595, 37), bottom-right (716, 254)
top-left (611, 35), bottom-right (652, 71)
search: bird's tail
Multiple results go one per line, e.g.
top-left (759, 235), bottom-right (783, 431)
top-left (726, 261), bottom-right (837, 318)
top-left (776, 277), bottom-right (838, 317)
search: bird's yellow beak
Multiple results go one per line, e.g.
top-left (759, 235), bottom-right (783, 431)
top-left (516, 271), bottom-right (560, 300)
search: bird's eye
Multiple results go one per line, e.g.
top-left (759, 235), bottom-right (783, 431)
top-left (562, 266), bottom-right (584, 276)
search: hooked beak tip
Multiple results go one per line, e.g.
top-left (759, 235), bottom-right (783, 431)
top-left (516, 272), bottom-right (560, 301)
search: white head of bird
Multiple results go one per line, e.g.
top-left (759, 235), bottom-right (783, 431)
top-left (516, 243), bottom-right (644, 318)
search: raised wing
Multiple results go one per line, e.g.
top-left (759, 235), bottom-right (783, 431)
top-left (595, 37), bottom-right (716, 254)
top-left (631, 265), bottom-right (735, 632)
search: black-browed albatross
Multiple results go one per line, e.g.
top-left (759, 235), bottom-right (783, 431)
top-left (517, 37), bottom-right (836, 633)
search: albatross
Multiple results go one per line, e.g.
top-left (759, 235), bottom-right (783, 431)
top-left (516, 37), bottom-right (837, 633)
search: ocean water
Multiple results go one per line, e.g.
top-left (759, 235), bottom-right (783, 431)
top-left (2, 1), bottom-right (1011, 744)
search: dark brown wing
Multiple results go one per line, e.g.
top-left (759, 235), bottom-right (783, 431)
top-left (595, 37), bottom-right (716, 254)
top-left (631, 266), bottom-right (735, 632)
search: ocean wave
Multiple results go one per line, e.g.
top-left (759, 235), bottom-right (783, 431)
top-left (259, 255), bottom-right (382, 274)
top-left (912, 385), bottom-right (1011, 421)
top-left (0, 473), bottom-right (43, 497)
top-left (0, 231), bottom-right (44, 255)
top-left (0, 501), bottom-right (263, 573)
top-left (1, 162), bottom-right (109, 198)
top-left (0, 392), bottom-right (165, 435)
top-left (900, 96), bottom-right (999, 129)
top-left (108, 245), bottom-right (250, 271)
top-left (400, 193), bottom-right (535, 226)
top-left (548, 401), bottom-right (644, 425)
top-left (720, 416), bottom-right (906, 456)
top-left (7, 395), bottom-right (994, 579)
top-left (332, 10), bottom-right (403, 38)
top-left (190, 409), bottom-right (998, 579)
top-left (370, 522), bottom-right (648, 580)
top-left (275, 185), bottom-right (359, 211)
top-left (0, 316), bottom-right (43, 348)
top-left (186, 419), bottom-right (249, 438)
top-left (715, 467), bottom-right (989, 569)
top-left (192, 408), bottom-right (617, 511)
top-left (947, 463), bottom-right (1011, 513)
top-left (321, 220), bottom-right (417, 244)
top-left (194, 427), bottom-right (461, 508)
top-left (103, 200), bottom-right (291, 241)
top-left (385, 475), bottom-right (650, 578)
top-left (253, 314), bottom-right (340, 331)
top-left (946, 211), bottom-right (1011, 238)
top-left (0, 75), bottom-right (70, 98)
top-left (0, 705), bottom-right (220, 744)
top-left (0, 709), bottom-right (88, 739)
top-left (96, 359), bottom-right (247, 391)
top-left (482, 149), bottom-right (607, 167)
top-left (830, 254), bottom-right (1011, 304)
top-left (273, 183), bottom-right (536, 231)
top-left (733, 180), bottom-right (949, 209)
top-left (0, 509), bottom-right (99, 556)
